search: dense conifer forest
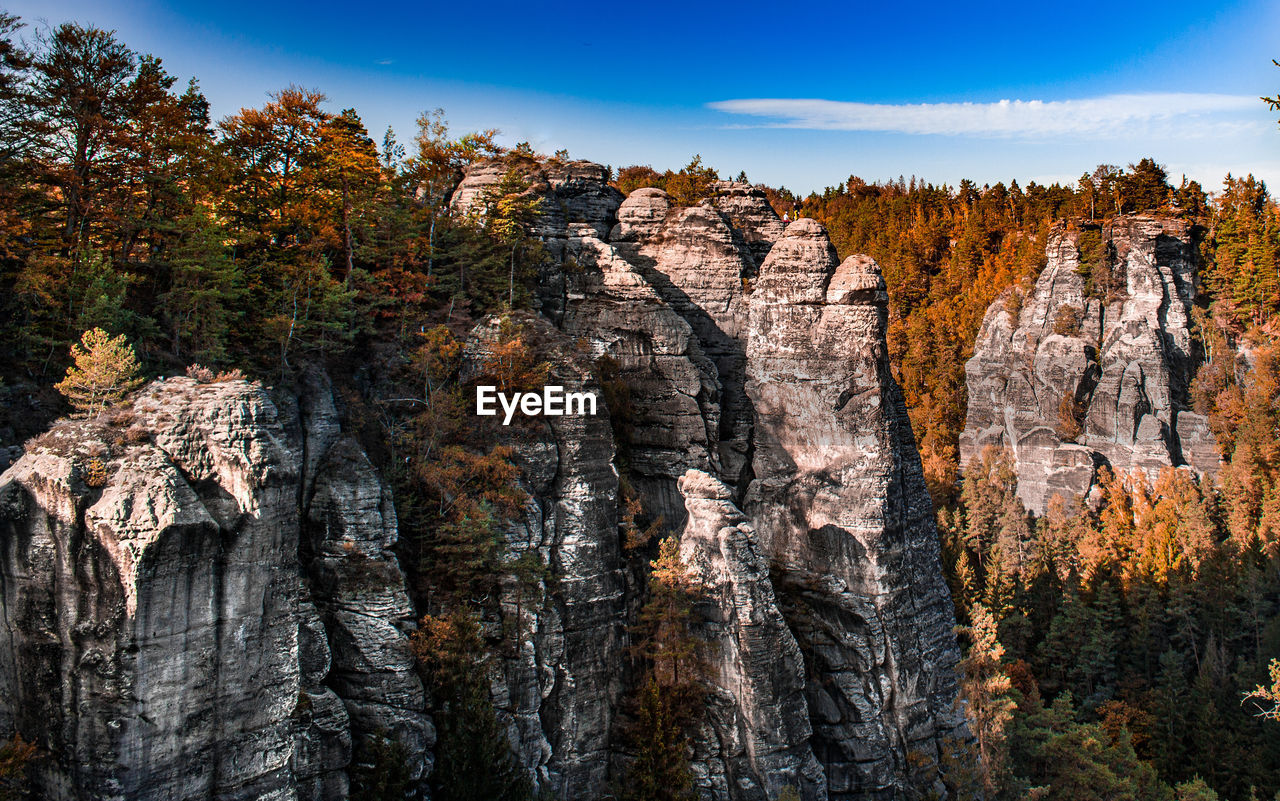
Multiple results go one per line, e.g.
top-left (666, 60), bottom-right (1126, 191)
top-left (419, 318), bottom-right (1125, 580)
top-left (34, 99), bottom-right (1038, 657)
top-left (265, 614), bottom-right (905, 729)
top-left (0, 10), bottom-right (1279, 800)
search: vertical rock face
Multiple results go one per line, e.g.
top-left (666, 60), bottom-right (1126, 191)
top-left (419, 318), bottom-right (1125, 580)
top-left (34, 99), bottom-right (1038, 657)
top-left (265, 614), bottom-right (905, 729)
top-left (610, 185), bottom-right (781, 490)
top-left (960, 216), bottom-right (1220, 513)
top-left (743, 224), bottom-right (964, 799)
top-left (0, 159), bottom-right (965, 801)
top-left (708, 181), bottom-right (787, 269)
top-left (461, 315), bottom-right (626, 794)
top-left (0, 380), bottom-right (301, 800)
top-left (678, 469), bottom-right (826, 801)
top-left (0, 377), bottom-right (429, 800)
top-left (560, 228), bottom-right (721, 528)
top-left (447, 161), bottom-right (963, 801)
top-left (292, 373), bottom-right (433, 788)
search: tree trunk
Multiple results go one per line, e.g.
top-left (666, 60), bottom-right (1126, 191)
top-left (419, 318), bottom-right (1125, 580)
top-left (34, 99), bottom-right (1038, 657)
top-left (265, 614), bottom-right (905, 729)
top-left (509, 243), bottom-right (517, 307)
top-left (342, 178), bottom-right (354, 285)
top-left (427, 214), bottom-right (436, 278)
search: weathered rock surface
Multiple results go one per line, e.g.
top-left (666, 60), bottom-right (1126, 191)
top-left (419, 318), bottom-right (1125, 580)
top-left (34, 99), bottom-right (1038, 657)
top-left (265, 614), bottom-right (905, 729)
top-left (678, 469), bottom-right (826, 801)
top-left (0, 158), bottom-right (967, 801)
top-left (743, 223), bottom-right (965, 799)
top-left (0, 377), bottom-right (429, 800)
top-left (960, 216), bottom-right (1220, 513)
top-left (561, 227), bottom-right (721, 529)
top-left (451, 158), bottom-right (622, 242)
top-left (610, 187), bottom-right (776, 488)
top-left (450, 156), bottom-right (626, 323)
top-left (446, 159), bottom-right (964, 801)
top-left (462, 314), bottom-right (626, 794)
top-left (707, 181), bottom-right (787, 269)
top-left (292, 373), bottom-right (433, 786)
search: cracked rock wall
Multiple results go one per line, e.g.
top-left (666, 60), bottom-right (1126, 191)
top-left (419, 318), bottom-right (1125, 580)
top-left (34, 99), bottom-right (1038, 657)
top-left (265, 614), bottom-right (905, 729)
top-left (960, 216), bottom-right (1220, 513)
top-left (0, 377), bottom-right (430, 801)
top-left (454, 161), bottom-right (965, 801)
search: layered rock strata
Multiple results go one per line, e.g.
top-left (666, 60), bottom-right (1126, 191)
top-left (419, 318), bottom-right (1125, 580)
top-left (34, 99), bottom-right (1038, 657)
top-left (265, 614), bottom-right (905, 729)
top-left (678, 469), bottom-right (826, 801)
top-left (0, 377), bottom-right (429, 800)
top-left (559, 229), bottom-right (720, 529)
top-left (610, 186), bottom-right (773, 489)
top-left (960, 216), bottom-right (1220, 513)
top-left (0, 159), bottom-right (967, 801)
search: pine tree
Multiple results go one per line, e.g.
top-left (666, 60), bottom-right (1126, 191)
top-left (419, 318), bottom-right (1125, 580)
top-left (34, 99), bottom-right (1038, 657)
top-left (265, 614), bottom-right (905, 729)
top-left (54, 327), bottom-right (143, 416)
top-left (476, 168), bottom-right (544, 308)
top-left (317, 108), bottom-right (380, 282)
top-left (957, 603), bottom-right (1016, 794)
top-left (0, 734), bottom-right (36, 801)
top-left (158, 209), bottom-right (244, 363)
top-left (411, 612), bottom-right (532, 801)
top-left (621, 537), bottom-right (707, 801)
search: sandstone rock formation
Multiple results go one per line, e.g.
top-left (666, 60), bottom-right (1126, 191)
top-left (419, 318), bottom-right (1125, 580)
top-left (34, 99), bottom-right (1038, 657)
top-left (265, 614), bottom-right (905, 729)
top-left (450, 156), bottom-right (625, 323)
top-left (450, 162), bottom-right (964, 801)
top-left (0, 377), bottom-right (430, 800)
top-left (743, 224), bottom-right (964, 798)
top-left (559, 229), bottom-right (720, 529)
top-left (291, 373), bottom-right (433, 787)
top-left (678, 469), bottom-right (825, 801)
top-left (461, 315), bottom-right (627, 794)
top-left (0, 159), bottom-right (966, 801)
top-left (960, 216), bottom-right (1220, 513)
top-left (451, 158), bottom-right (621, 242)
top-left (610, 185), bottom-right (774, 489)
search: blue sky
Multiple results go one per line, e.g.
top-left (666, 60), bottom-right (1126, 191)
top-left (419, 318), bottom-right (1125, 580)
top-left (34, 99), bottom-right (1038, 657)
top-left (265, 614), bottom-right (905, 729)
top-left (14, 0), bottom-right (1280, 194)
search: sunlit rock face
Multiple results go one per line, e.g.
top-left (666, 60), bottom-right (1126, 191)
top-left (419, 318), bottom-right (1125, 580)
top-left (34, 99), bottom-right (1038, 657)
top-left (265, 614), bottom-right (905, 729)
top-left (449, 160), bottom-right (965, 801)
top-left (677, 468), bottom-right (826, 801)
top-left (560, 228), bottom-right (720, 531)
top-left (610, 186), bottom-right (770, 491)
top-left (0, 160), bottom-right (967, 801)
top-left (0, 377), bottom-right (430, 801)
top-left (743, 222), bottom-right (965, 800)
top-left (961, 216), bottom-right (1220, 514)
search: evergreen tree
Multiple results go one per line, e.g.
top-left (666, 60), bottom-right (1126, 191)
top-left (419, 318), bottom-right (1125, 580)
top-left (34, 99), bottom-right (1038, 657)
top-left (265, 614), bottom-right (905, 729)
top-left (957, 604), bottom-right (1017, 793)
top-left (411, 612), bottom-right (532, 801)
top-left (54, 327), bottom-right (143, 416)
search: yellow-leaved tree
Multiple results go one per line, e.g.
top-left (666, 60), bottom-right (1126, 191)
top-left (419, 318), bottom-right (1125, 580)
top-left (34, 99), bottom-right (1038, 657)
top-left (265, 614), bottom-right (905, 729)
top-left (55, 328), bottom-right (143, 417)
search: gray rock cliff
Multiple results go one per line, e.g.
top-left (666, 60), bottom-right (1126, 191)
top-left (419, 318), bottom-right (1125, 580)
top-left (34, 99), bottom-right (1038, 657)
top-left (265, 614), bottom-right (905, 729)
top-left (0, 377), bottom-right (430, 800)
top-left (0, 159), bottom-right (966, 801)
top-left (743, 224), bottom-right (964, 799)
top-left (960, 216), bottom-right (1220, 513)
top-left (452, 162), bottom-right (964, 800)
top-left (462, 314), bottom-right (627, 795)
top-left (678, 469), bottom-right (826, 801)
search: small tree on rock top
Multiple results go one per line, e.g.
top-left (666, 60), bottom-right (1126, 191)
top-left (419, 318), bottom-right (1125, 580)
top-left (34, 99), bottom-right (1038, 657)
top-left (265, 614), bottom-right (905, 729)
top-left (55, 328), bottom-right (143, 416)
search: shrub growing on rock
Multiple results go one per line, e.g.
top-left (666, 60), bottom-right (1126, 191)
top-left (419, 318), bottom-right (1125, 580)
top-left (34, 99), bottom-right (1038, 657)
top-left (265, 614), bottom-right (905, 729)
top-left (1052, 305), bottom-right (1084, 337)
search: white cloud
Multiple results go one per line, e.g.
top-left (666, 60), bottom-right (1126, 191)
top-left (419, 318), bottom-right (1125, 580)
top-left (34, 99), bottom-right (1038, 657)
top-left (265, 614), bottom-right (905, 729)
top-left (707, 94), bottom-right (1262, 139)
